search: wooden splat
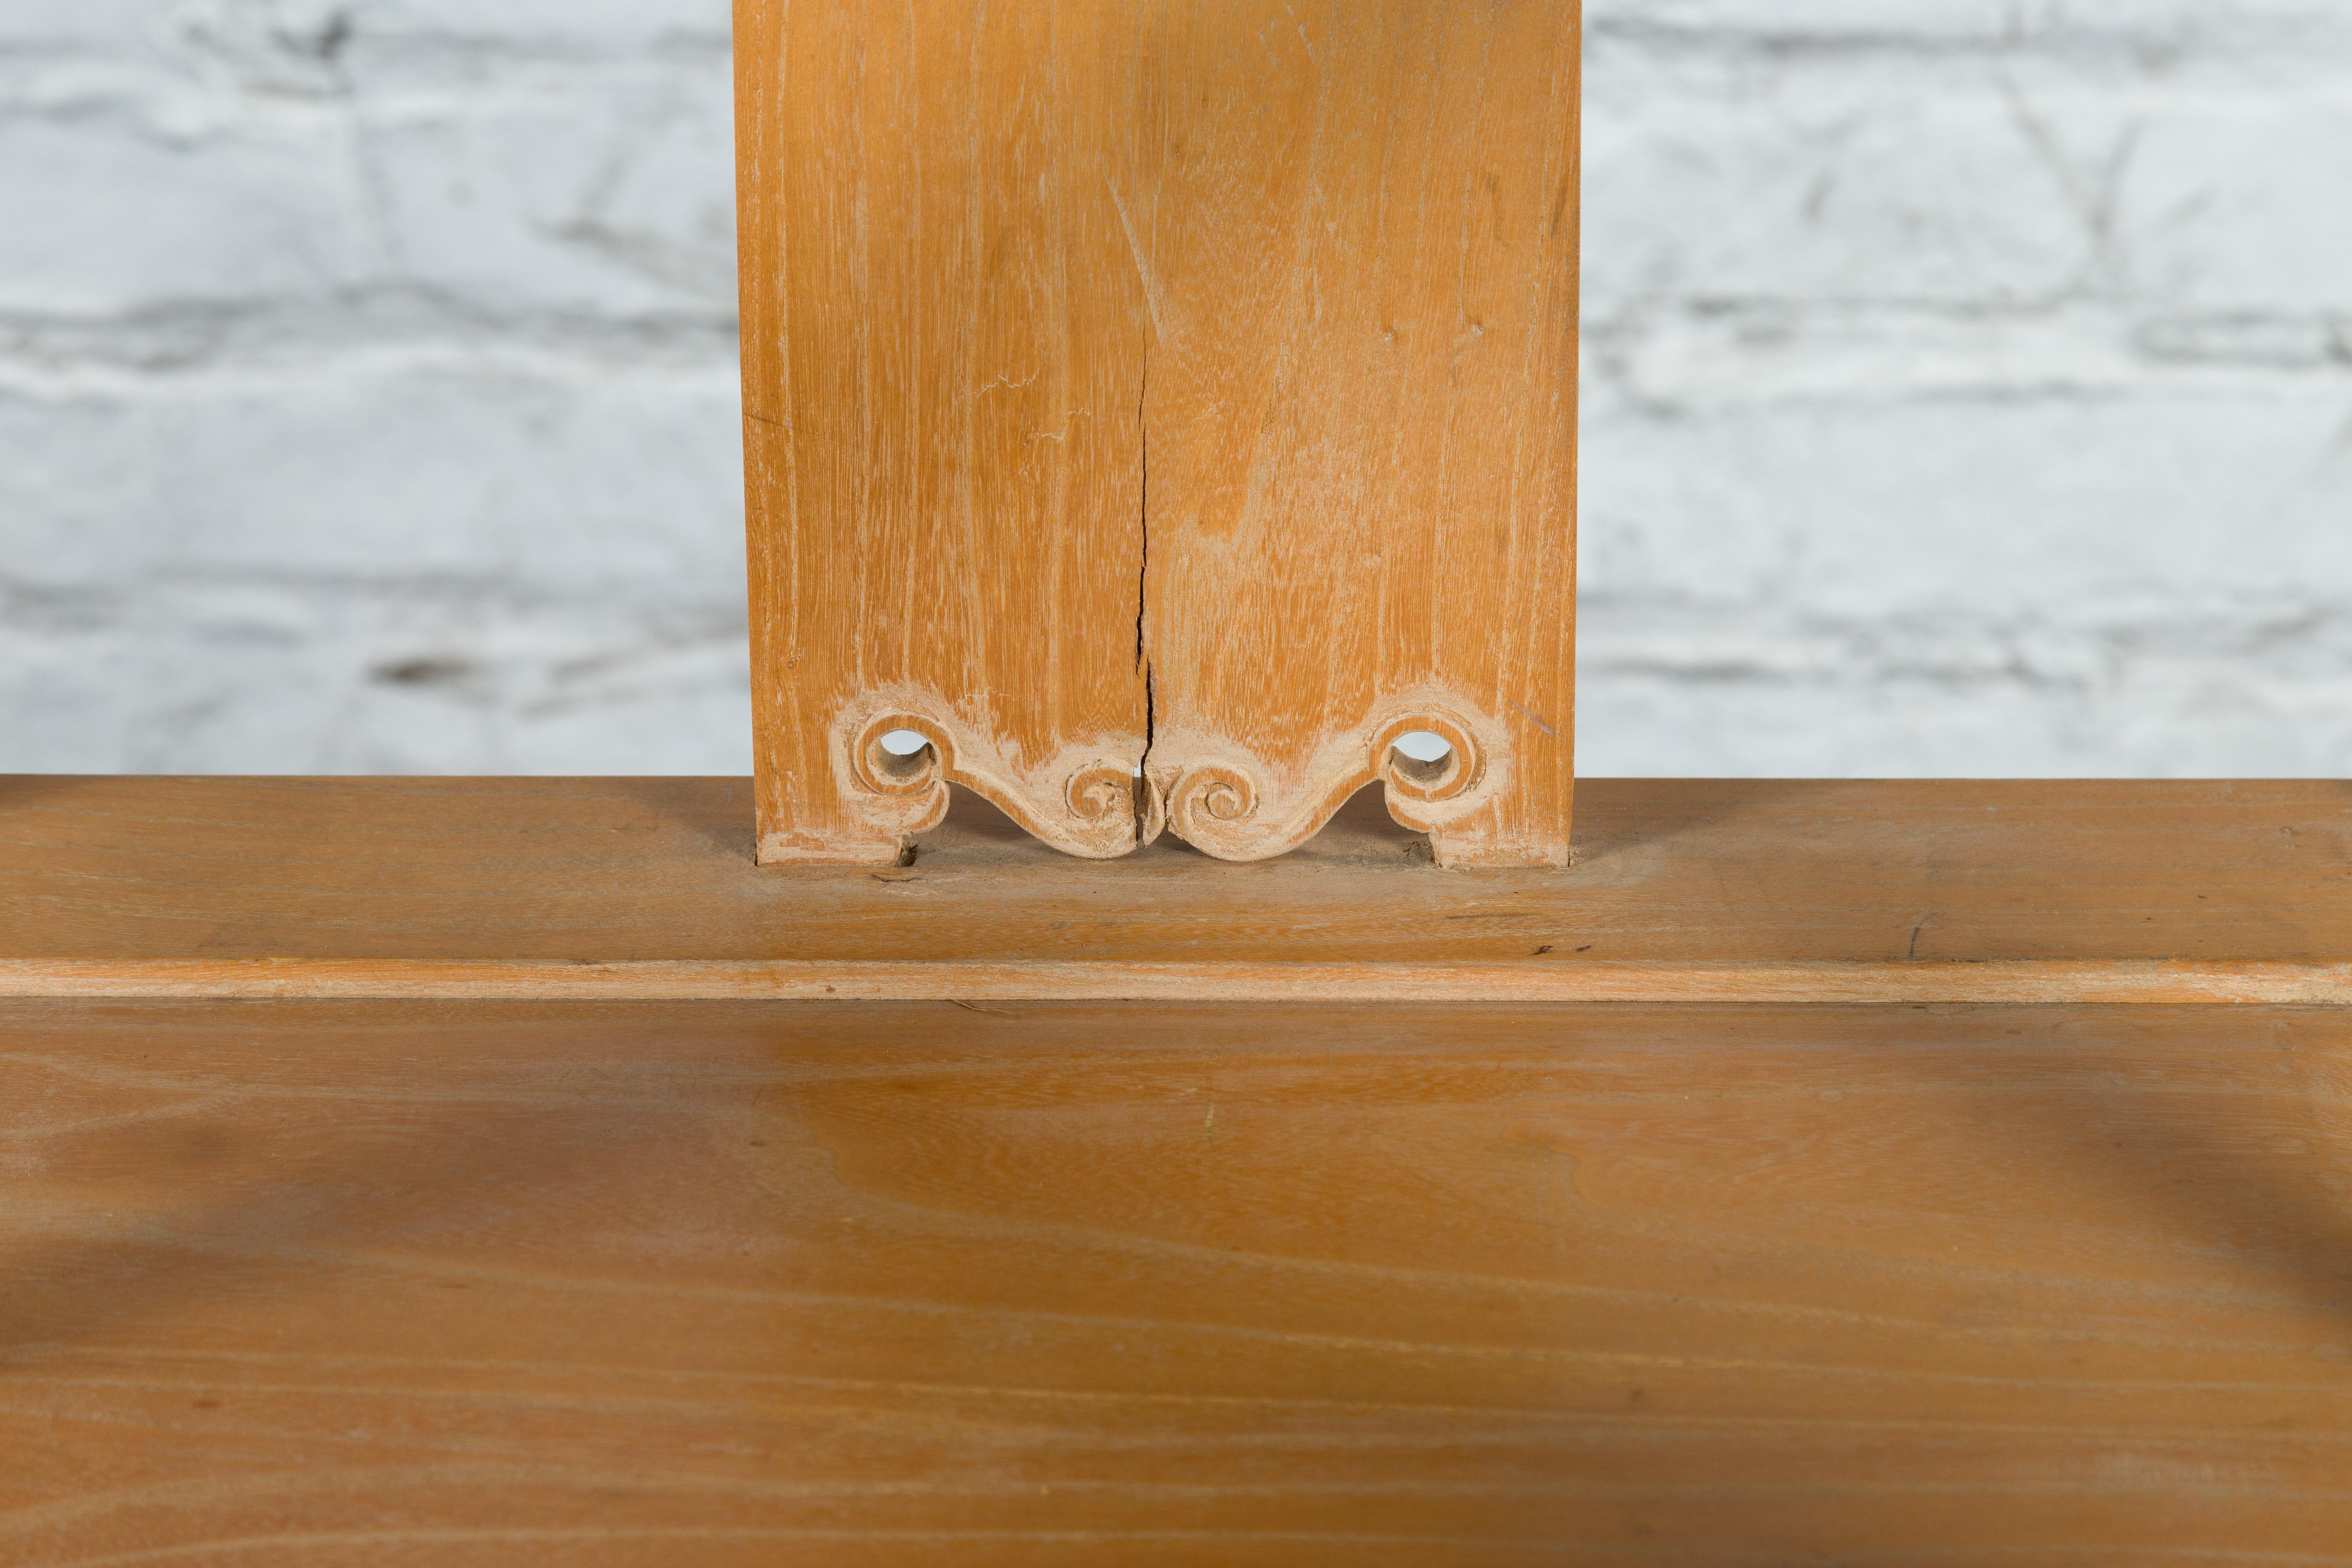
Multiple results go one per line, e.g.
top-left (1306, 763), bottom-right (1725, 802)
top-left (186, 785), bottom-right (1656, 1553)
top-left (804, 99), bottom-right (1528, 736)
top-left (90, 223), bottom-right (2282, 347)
top-left (736, 0), bottom-right (1580, 865)
top-left (736, 0), bottom-right (1151, 864)
top-left (1133, 0), bottom-right (1582, 866)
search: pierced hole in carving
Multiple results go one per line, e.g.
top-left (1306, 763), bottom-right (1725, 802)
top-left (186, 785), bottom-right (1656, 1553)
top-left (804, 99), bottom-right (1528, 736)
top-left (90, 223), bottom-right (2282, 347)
top-left (1390, 729), bottom-right (1455, 788)
top-left (871, 728), bottom-right (936, 784)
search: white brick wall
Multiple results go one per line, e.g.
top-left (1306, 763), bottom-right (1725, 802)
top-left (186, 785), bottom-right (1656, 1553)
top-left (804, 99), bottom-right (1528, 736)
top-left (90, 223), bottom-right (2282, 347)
top-left (1, 0), bottom-right (749, 771)
top-left (1583, 0), bottom-right (2352, 773)
top-left (2, 0), bottom-right (2346, 776)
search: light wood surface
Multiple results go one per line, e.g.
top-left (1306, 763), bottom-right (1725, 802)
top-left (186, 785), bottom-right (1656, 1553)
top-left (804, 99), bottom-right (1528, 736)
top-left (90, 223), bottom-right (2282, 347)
top-left (11, 956), bottom-right (2352, 1005)
top-left (736, 0), bottom-right (1580, 866)
top-left (10, 998), bottom-right (2352, 1564)
top-left (2, 776), bottom-right (2346, 1000)
top-left (1136, 0), bottom-right (1581, 867)
top-left (738, 0), bottom-right (1150, 863)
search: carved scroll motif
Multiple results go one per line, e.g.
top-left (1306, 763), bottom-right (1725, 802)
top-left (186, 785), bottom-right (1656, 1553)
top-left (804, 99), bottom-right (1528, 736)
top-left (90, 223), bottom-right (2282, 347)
top-left (835, 696), bottom-right (1143, 863)
top-left (1146, 696), bottom-right (1521, 867)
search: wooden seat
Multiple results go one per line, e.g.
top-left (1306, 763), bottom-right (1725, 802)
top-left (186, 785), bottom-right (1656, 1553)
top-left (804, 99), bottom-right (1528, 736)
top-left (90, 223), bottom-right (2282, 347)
top-left (5, 777), bottom-right (2350, 1562)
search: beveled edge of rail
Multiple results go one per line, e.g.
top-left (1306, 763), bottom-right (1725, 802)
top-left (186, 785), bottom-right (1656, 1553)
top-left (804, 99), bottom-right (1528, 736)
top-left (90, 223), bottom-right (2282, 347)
top-left (4, 958), bottom-right (2348, 1005)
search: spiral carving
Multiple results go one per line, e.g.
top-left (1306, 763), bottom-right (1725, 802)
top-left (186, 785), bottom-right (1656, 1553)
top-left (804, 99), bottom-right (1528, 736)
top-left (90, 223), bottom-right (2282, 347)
top-left (1063, 762), bottom-right (1136, 826)
top-left (1164, 763), bottom-right (1260, 849)
top-left (828, 697), bottom-right (1153, 858)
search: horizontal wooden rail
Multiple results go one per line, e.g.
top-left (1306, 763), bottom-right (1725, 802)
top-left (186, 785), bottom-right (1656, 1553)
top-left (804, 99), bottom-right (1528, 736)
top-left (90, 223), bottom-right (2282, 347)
top-left (7, 957), bottom-right (2352, 1005)
top-left (5, 775), bottom-right (2345, 1003)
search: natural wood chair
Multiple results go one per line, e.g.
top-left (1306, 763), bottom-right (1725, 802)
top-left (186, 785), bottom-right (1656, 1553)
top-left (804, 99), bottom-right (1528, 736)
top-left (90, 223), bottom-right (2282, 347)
top-left (6, 4), bottom-right (2349, 1562)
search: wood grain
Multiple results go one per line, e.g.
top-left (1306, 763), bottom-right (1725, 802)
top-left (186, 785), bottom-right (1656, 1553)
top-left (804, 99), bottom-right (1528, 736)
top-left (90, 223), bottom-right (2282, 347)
top-left (10, 998), bottom-right (2352, 1563)
top-left (1135, 0), bottom-right (1581, 866)
top-left (2, 776), bottom-right (2346, 1000)
top-left (737, 0), bottom-right (1581, 865)
top-left (7, 958), bottom-right (2352, 1006)
top-left (738, 0), bottom-right (1150, 864)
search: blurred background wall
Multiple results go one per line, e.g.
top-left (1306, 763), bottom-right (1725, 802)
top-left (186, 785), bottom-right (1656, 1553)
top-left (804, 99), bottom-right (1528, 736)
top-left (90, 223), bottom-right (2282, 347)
top-left (2, 0), bottom-right (2346, 777)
